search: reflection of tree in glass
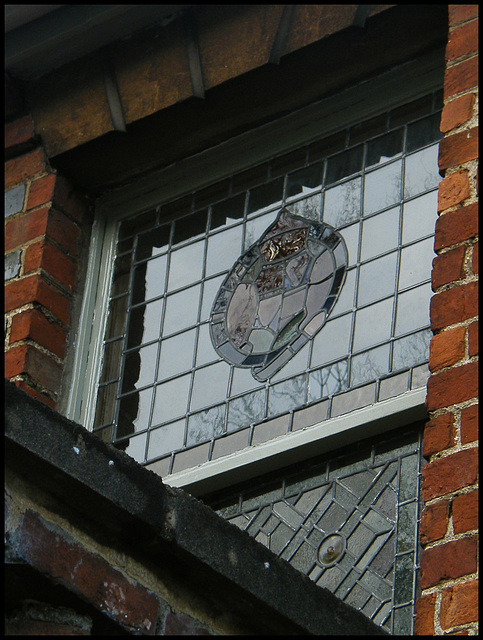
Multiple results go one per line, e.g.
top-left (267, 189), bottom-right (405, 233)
top-left (270, 374), bottom-right (307, 414)
top-left (310, 361), bottom-right (349, 401)
top-left (393, 330), bottom-right (430, 371)
top-left (187, 404), bottom-right (225, 446)
top-left (322, 361), bottom-right (349, 395)
top-left (228, 389), bottom-right (267, 430)
top-left (336, 180), bottom-right (361, 226)
top-left (351, 352), bottom-right (385, 386)
top-left (388, 174), bottom-right (402, 207)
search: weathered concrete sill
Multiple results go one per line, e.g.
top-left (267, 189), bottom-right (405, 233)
top-left (5, 380), bottom-right (388, 635)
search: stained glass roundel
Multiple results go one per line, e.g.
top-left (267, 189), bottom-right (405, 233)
top-left (210, 207), bottom-right (348, 381)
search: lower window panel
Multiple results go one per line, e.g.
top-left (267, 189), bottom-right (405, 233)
top-left (204, 423), bottom-right (424, 635)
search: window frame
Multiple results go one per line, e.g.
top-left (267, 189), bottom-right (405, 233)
top-left (65, 49), bottom-right (444, 496)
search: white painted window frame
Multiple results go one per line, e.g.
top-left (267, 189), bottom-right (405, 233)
top-left (65, 50), bottom-right (443, 495)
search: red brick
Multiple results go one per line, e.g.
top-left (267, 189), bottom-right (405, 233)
top-left (467, 320), bottom-right (478, 357)
top-left (460, 403), bottom-right (478, 444)
top-left (440, 94), bottom-right (476, 134)
top-left (5, 207), bottom-right (49, 252)
top-left (446, 21), bottom-right (479, 61)
top-left (422, 448), bottom-right (478, 501)
top-left (5, 344), bottom-right (28, 378)
top-left (27, 174), bottom-right (57, 210)
top-left (7, 347), bottom-right (61, 407)
top-left (46, 208), bottom-right (81, 258)
top-left (53, 174), bottom-right (92, 224)
top-left (420, 500), bottom-right (450, 544)
top-left (36, 278), bottom-right (72, 326)
top-left (17, 510), bottom-right (160, 634)
top-left (440, 580), bottom-right (479, 629)
top-left (27, 345), bottom-right (63, 394)
top-left (9, 308), bottom-right (67, 360)
top-left (429, 326), bottom-right (466, 372)
top-left (5, 115), bottom-right (36, 150)
top-left (426, 361), bottom-right (479, 411)
top-left (5, 275), bottom-right (71, 326)
top-left (438, 127), bottom-right (478, 172)
top-left (444, 57), bottom-right (478, 100)
top-left (420, 536), bottom-right (477, 588)
top-left (449, 6), bottom-right (479, 26)
top-left (4, 275), bottom-right (39, 312)
top-left (453, 489), bottom-right (478, 534)
top-left (5, 149), bottom-right (47, 188)
top-left (434, 202), bottom-right (478, 250)
top-left (431, 245), bottom-right (467, 289)
top-left (430, 281), bottom-right (478, 330)
top-left (414, 592), bottom-right (436, 635)
top-left (423, 412), bottom-right (456, 457)
top-left (13, 379), bottom-right (56, 409)
top-left (437, 170), bottom-right (470, 211)
top-left (24, 240), bottom-right (78, 293)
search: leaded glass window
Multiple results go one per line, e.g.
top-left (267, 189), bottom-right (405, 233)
top-left (204, 423), bottom-right (424, 635)
top-left (90, 89), bottom-right (442, 476)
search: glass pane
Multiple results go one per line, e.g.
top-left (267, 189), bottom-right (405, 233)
top-left (366, 129), bottom-right (404, 167)
top-left (398, 237), bottom-right (434, 290)
top-left (286, 163), bottom-right (323, 198)
top-left (210, 193), bottom-right (245, 230)
top-left (187, 404), bottom-right (225, 446)
top-left (152, 374), bottom-right (191, 424)
top-left (132, 255), bottom-right (167, 304)
top-left (173, 210), bottom-right (207, 245)
top-left (121, 342), bottom-right (158, 393)
top-left (127, 299), bottom-right (163, 349)
top-left (394, 283), bottom-right (431, 336)
top-left (325, 146), bottom-right (363, 184)
top-left (206, 225), bottom-right (243, 276)
top-left (360, 207), bottom-right (400, 261)
top-left (157, 329), bottom-right (196, 379)
top-left (167, 241), bottom-right (204, 292)
top-left (406, 113), bottom-right (442, 152)
top-left (122, 431), bottom-right (147, 463)
top-left (308, 360), bottom-right (349, 401)
top-left (323, 177), bottom-right (362, 227)
top-left (392, 329), bottom-right (431, 371)
top-left (364, 160), bottom-right (402, 215)
top-left (357, 252), bottom-right (398, 306)
top-left (353, 298), bottom-right (394, 351)
top-left (351, 344), bottom-right (390, 386)
top-left (404, 145), bottom-right (440, 199)
top-left (268, 374), bottom-right (306, 415)
top-left (227, 389), bottom-right (267, 432)
top-left (136, 225), bottom-right (170, 261)
top-left (190, 361), bottom-right (230, 411)
top-left (148, 420), bottom-right (185, 458)
top-left (311, 314), bottom-right (352, 365)
top-left (402, 191), bottom-right (438, 244)
top-left (163, 284), bottom-right (201, 335)
top-left (290, 193), bottom-right (322, 221)
top-left (117, 387), bottom-right (153, 437)
top-left (247, 177), bottom-right (284, 215)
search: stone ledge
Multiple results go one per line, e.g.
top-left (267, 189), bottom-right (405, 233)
top-left (5, 379), bottom-right (387, 635)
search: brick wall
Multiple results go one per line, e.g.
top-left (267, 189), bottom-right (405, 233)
top-left (4, 115), bottom-right (92, 409)
top-left (415, 5), bottom-right (478, 636)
